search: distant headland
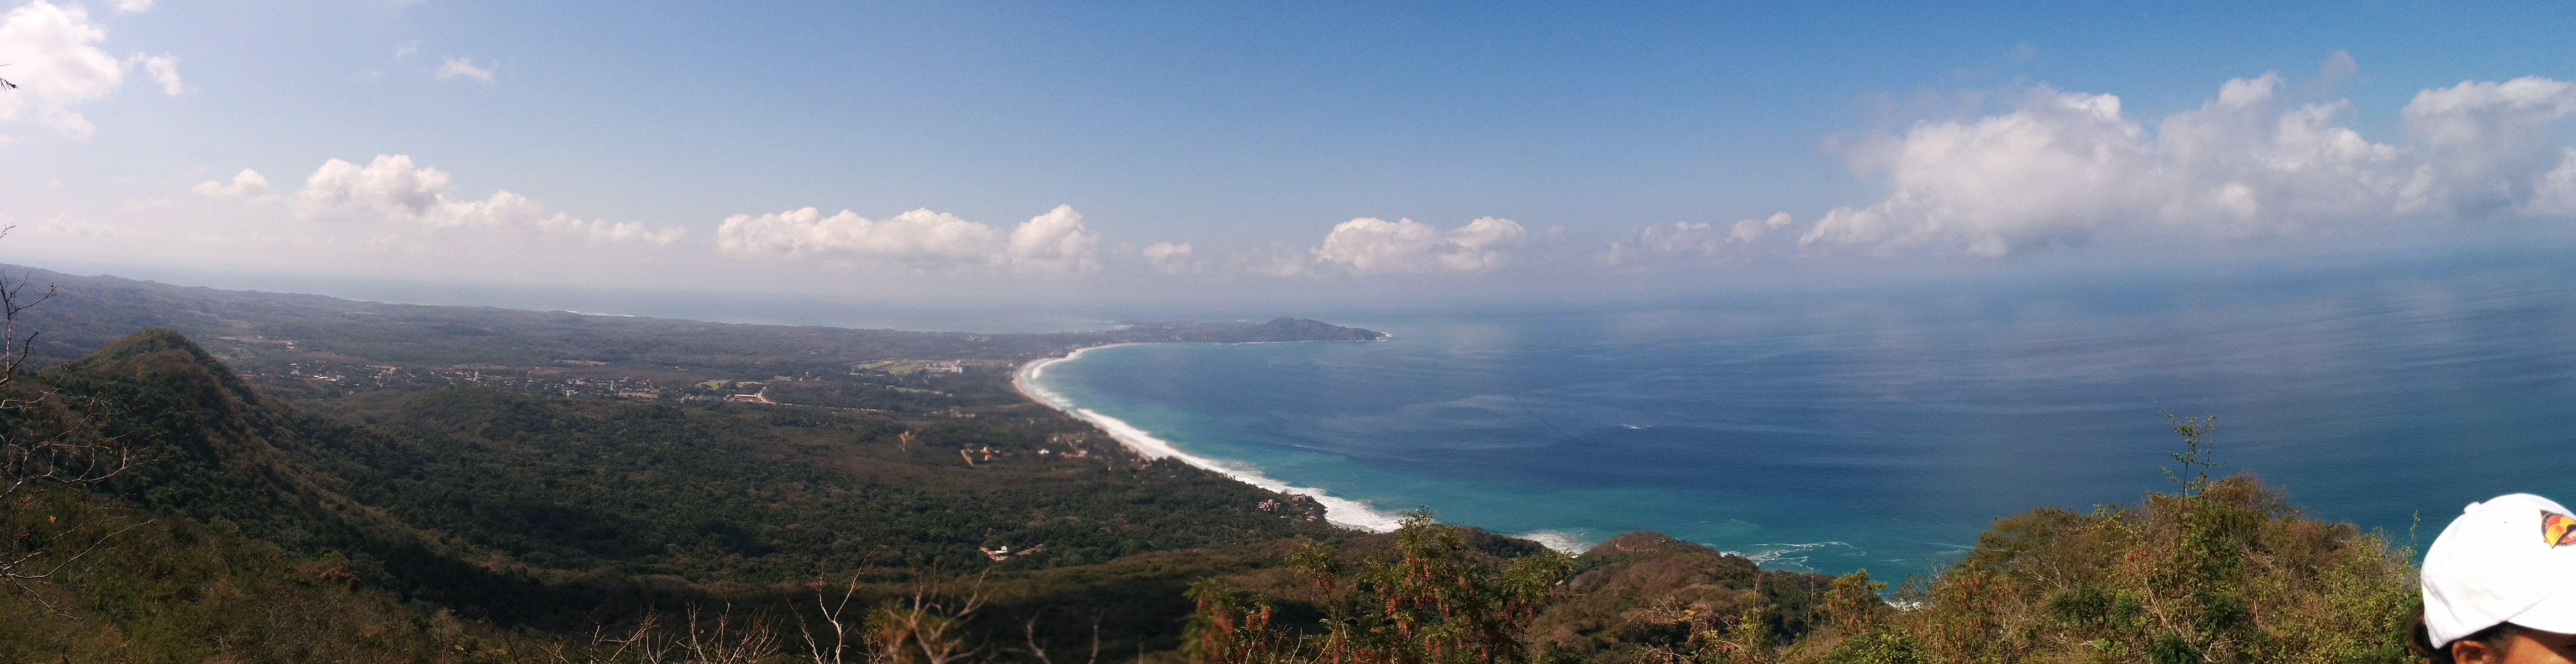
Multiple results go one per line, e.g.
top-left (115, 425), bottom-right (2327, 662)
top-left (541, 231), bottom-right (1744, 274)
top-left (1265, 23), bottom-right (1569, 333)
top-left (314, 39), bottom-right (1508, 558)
top-left (1109, 317), bottom-right (1384, 343)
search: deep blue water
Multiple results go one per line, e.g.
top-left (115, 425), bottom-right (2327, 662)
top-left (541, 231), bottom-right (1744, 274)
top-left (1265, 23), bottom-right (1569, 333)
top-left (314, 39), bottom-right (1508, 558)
top-left (1029, 253), bottom-right (2576, 576)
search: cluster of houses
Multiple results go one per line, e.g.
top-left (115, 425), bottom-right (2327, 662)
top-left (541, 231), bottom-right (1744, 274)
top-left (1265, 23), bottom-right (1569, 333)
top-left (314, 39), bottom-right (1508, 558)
top-left (240, 358), bottom-right (671, 401)
top-left (956, 433), bottom-right (1102, 468)
top-left (978, 544), bottom-right (1043, 561)
top-left (216, 336), bottom-right (300, 351)
top-left (850, 358), bottom-right (1016, 376)
top-left (1042, 433), bottom-right (1096, 458)
top-left (957, 445), bottom-right (1008, 467)
top-left (1255, 496), bottom-right (1323, 522)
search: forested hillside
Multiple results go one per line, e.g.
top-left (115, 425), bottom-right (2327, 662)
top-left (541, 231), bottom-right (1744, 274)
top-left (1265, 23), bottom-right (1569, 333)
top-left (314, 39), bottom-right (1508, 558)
top-left (7, 328), bottom-right (1348, 649)
top-left (0, 264), bottom-right (1399, 660)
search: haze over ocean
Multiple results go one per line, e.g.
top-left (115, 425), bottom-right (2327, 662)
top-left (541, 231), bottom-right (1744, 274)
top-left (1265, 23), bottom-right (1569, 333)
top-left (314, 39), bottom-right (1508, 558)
top-left (1027, 248), bottom-right (2576, 575)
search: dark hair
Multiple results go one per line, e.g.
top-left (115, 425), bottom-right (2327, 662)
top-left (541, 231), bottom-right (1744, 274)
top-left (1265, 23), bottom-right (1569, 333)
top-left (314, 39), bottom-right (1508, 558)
top-left (2410, 608), bottom-right (2524, 664)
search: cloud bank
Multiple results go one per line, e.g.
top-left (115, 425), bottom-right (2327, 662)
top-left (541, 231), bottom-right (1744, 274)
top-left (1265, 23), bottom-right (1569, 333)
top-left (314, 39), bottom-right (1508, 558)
top-left (717, 204), bottom-right (1102, 274)
top-left (710, 210), bottom-right (1530, 279)
top-left (1602, 213), bottom-right (1791, 266)
top-left (128, 60), bottom-right (2576, 288)
top-left (284, 155), bottom-right (683, 245)
top-left (1760, 71), bottom-right (2576, 258)
top-left (32, 213), bottom-right (157, 239)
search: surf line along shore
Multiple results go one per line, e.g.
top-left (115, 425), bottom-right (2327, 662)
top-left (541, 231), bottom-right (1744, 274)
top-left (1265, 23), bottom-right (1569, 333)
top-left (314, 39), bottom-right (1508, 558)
top-left (1011, 342), bottom-right (1407, 533)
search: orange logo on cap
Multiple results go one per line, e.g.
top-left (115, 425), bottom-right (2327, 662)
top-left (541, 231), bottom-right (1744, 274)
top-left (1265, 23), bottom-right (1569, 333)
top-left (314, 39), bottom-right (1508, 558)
top-left (2544, 511), bottom-right (2576, 548)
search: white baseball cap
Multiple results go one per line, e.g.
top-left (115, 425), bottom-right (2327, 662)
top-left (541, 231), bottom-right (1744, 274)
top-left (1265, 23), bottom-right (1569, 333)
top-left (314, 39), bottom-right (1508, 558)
top-left (2422, 493), bottom-right (2576, 646)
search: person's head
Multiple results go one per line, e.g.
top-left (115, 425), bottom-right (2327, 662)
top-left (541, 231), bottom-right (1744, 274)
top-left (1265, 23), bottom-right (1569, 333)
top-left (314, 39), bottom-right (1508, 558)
top-left (2419, 494), bottom-right (2576, 663)
top-left (2411, 615), bottom-right (2529, 664)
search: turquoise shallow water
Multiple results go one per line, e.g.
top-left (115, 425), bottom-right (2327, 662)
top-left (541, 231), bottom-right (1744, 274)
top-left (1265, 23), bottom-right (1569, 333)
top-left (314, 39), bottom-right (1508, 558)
top-left (1027, 253), bottom-right (2576, 576)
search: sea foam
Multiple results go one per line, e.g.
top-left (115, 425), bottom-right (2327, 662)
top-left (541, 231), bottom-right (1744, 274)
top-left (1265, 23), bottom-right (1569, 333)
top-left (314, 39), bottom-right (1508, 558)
top-left (1018, 346), bottom-right (1407, 533)
top-left (1718, 541), bottom-right (1863, 573)
top-left (1513, 530), bottom-right (1598, 554)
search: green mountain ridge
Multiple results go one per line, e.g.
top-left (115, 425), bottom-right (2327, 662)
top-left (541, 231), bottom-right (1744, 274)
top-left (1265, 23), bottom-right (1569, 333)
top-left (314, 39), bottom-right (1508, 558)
top-left (41, 330), bottom-right (616, 622)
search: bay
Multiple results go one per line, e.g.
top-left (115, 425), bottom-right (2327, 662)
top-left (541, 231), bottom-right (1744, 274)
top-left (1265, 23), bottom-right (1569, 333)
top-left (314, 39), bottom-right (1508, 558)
top-left (1026, 251), bottom-right (2576, 576)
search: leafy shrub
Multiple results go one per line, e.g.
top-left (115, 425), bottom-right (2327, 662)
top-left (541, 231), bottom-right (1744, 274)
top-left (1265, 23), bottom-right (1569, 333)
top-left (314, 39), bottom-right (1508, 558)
top-left (1185, 510), bottom-right (1576, 664)
top-left (1785, 415), bottom-right (2419, 664)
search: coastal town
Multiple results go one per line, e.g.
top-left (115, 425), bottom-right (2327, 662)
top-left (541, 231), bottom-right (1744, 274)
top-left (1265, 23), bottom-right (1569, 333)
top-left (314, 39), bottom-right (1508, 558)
top-left (214, 335), bottom-right (1018, 411)
top-left (235, 355), bottom-right (686, 401)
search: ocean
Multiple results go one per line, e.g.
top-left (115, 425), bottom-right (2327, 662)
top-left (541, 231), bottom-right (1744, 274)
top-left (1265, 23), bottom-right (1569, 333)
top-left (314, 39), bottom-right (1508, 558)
top-left (1021, 250), bottom-right (2576, 577)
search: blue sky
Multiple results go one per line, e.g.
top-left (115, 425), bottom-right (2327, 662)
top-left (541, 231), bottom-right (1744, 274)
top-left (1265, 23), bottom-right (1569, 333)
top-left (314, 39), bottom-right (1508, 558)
top-left (2, 1), bottom-right (2574, 307)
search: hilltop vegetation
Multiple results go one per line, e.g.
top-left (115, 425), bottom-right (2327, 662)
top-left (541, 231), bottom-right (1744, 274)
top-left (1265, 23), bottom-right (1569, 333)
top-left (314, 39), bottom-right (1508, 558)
top-left (1173, 419), bottom-right (2419, 664)
top-left (1175, 480), bottom-right (2415, 664)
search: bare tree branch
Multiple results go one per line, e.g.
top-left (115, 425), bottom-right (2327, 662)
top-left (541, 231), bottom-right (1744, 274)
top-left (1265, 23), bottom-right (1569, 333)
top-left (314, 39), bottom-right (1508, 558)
top-left (801, 572), bottom-right (867, 664)
top-left (0, 232), bottom-right (149, 596)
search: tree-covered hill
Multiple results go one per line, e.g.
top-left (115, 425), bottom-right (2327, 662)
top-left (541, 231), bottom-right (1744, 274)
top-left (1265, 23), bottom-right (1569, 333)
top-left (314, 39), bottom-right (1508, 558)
top-left (6, 328), bottom-right (1349, 656)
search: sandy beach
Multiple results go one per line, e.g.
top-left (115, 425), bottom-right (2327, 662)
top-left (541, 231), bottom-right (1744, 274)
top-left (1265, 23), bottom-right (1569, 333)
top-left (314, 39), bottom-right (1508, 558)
top-left (1011, 344), bottom-right (1405, 532)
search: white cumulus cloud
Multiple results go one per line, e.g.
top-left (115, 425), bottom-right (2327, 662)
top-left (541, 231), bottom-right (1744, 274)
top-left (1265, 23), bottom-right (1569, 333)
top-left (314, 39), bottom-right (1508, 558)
top-left (192, 168), bottom-right (275, 201)
top-left (1141, 242), bottom-right (1193, 261)
top-left (2400, 77), bottom-right (2576, 216)
top-left (1311, 216), bottom-right (1526, 275)
top-left (716, 204), bottom-right (1103, 274)
top-left (715, 208), bottom-right (1001, 263)
top-left (2527, 149), bottom-right (2576, 217)
top-left (1141, 242), bottom-right (1201, 274)
top-left (1773, 66), bottom-right (2576, 257)
top-left (0, 1), bottom-right (132, 139)
top-left (436, 57), bottom-right (494, 84)
top-left (134, 53), bottom-right (180, 95)
top-left (108, 0), bottom-right (150, 13)
top-left (1005, 205), bottom-right (1102, 274)
top-left (289, 155), bottom-right (683, 245)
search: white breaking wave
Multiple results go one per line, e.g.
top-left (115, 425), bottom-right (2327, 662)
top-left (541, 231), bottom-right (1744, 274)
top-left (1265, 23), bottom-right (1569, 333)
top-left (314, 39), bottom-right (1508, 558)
top-left (1016, 347), bottom-right (1407, 532)
top-left (1719, 541), bottom-right (1862, 572)
top-left (1513, 529), bottom-right (1596, 554)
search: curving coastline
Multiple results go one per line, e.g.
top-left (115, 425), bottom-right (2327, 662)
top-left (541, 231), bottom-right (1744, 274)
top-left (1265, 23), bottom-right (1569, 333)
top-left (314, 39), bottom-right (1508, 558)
top-left (1014, 344), bottom-right (1407, 533)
